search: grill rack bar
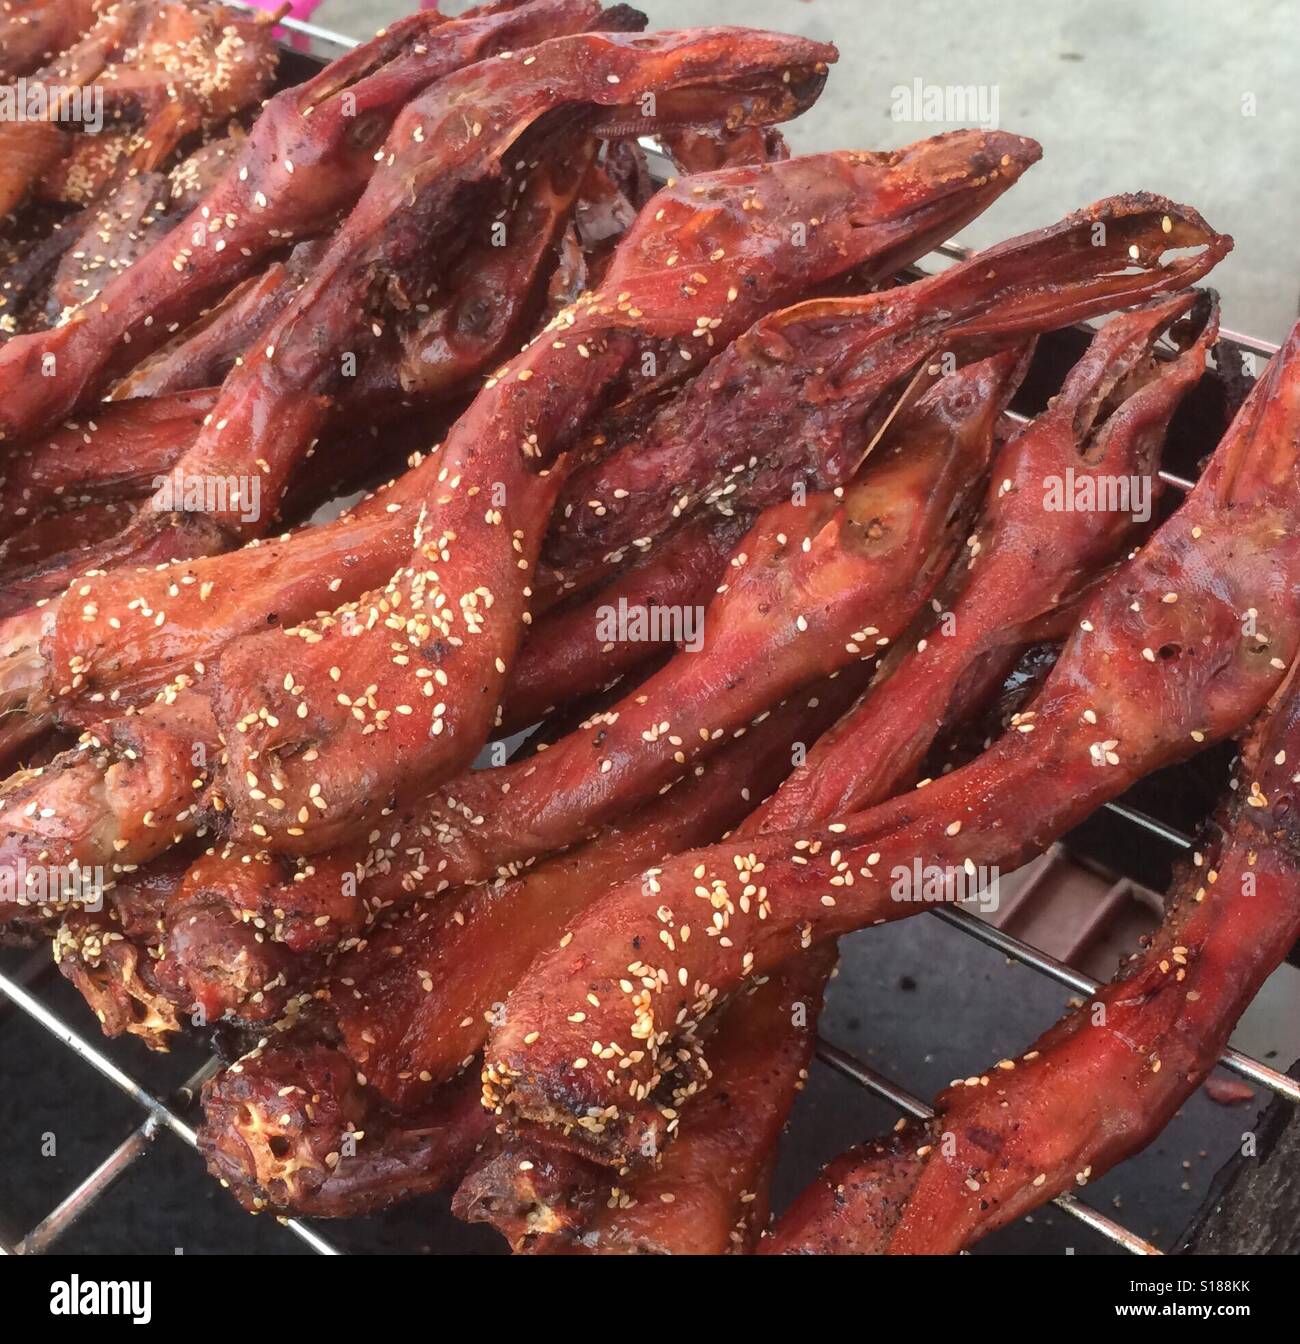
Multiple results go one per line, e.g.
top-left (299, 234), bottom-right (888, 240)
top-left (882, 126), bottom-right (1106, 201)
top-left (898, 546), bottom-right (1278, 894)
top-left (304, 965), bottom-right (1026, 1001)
top-left (932, 906), bottom-right (1300, 1104)
top-left (0, 967), bottom-right (340, 1256)
top-left (0, 0), bottom-right (1287, 1260)
top-left (18, 1115), bottom-right (158, 1256)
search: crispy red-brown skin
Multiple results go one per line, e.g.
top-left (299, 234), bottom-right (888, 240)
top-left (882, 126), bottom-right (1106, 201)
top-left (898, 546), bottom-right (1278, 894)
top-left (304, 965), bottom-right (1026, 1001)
top-left (0, 2), bottom-right (587, 442)
top-left (41, 172), bottom-right (174, 325)
top-left (323, 352), bottom-right (1010, 1246)
top-left (0, 422), bottom-right (617, 744)
top-left (8, 131), bottom-right (1038, 727)
top-left (189, 455), bottom-right (893, 1206)
top-left (169, 652), bottom-right (863, 1028)
top-left (0, 132), bottom-right (1036, 875)
top-left (577, 294), bottom-right (1216, 1254)
top-left (32, 3), bottom-right (278, 209)
top-left (190, 669), bottom-right (866, 1214)
top-left (3, 133), bottom-right (601, 698)
top-left (0, 174), bottom-right (582, 614)
top-left (499, 508), bottom-right (750, 734)
top-left (568, 952), bottom-right (832, 1254)
top-left (0, 388), bottom-right (217, 541)
top-left (484, 316), bottom-right (1300, 1163)
top-left (0, 421), bottom-right (454, 717)
top-left (155, 303), bottom-right (1009, 1023)
top-left (220, 123), bottom-right (1076, 858)
top-left (0, 687), bottom-right (220, 904)
top-left (761, 1131), bottom-right (925, 1254)
top-left (3, 131), bottom-right (238, 338)
top-left (392, 192), bottom-right (1231, 886)
top-left (105, 21), bottom-right (813, 563)
top-left (127, 192), bottom-right (1215, 1010)
top-left (2, 2), bottom-right (274, 256)
top-left (132, 123), bottom-right (608, 554)
top-left (157, 181), bottom-right (1236, 1236)
top-left (0, 0), bottom-right (147, 218)
top-left (199, 1044), bottom-right (493, 1217)
top-left (9, 447), bottom-right (434, 717)
top-left (766, 634), bottom-right (1300, 1254)
top-left (0, 0), bottom-right (106, 81)
top-left (328, 667), bottom-right (873, 1107)
top-left (539, 186), bottom-right (1225, 601)
top-left (158, 346), bottom-right (1009, 1022)
top-left (458, 950), bottom-right (833, 1253)
top-left (0, 5), bottom-right (612, 611)
top-left (758, 290), bottom-right (1218, 829)
top-left (527, 133), bottom-right (1047, 616)
top-left (41, 134), bottom-right (243, 329)
top-left (3, 134), bottom-right (624, 707)
top-left (461, 294), bottom-right (1215, 1249)
top-left (0, 129), bottom-right (1037, 845)
top-left (0, 502), bottom-right (139, 572)
top-left (45, 505), bottom-right (417, 715)
top-left (109, 243), bottom-right (326, 400)
top-left (539, 129), bottom-right (1047, 602)
top-left (404, 349), bottom-right (1014, 886)
top-left (31, 144), bottom-right (614, 589)
top-left (0, 507), bottom-right (231, 620)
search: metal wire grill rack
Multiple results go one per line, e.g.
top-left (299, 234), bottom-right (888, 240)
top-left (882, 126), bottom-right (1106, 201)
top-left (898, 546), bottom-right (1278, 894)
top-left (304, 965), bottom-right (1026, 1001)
top-left (0, 5), bottom-right (1295, 1259)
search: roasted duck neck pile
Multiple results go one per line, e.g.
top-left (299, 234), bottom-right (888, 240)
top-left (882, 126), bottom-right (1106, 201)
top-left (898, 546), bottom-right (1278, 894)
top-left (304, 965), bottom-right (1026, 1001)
top-left (123, 187), bottom-right (1210, 1030)
top-left (0, 137), bottom-right (1051, 928)
top-left (36, 129), bottom-right (1034, 1033)
top-left (0, 25), bottom-right (856, 895)
top-left (758, 287), bottom-right (1219, 828)
top-left (165, 344), bottom-right (1019, 1026)
top-left (0, 131), bottom-right (1035, 720)
top-left (766, 533), bottom-right (1300, 1251)
top-left (439, 291), bottom-right (1224, 1252)
top-left (172, 25), bottom-right (844, 854)
top-left (483, 319), bottom-right (1300, 1166)
top-left (0, 1), bottom-right (280, 330)
top-left (3, 0), bottom-right (1294, 1263)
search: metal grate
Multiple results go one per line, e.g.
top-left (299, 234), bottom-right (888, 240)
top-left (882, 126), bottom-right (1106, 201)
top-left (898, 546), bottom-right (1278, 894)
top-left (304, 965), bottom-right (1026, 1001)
top-left (0, 3), bottom-right (1294, 1259)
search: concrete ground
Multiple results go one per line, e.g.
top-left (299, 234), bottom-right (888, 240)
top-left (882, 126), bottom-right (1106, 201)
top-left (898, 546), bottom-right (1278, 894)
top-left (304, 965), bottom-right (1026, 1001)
top-left (315, 0), bottom-right (1300, 344)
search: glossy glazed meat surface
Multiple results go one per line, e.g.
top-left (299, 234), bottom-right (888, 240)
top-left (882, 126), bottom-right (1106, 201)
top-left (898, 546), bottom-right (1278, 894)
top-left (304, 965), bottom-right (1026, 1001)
top-left (5, 4), bottom-right (1294, 1260)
